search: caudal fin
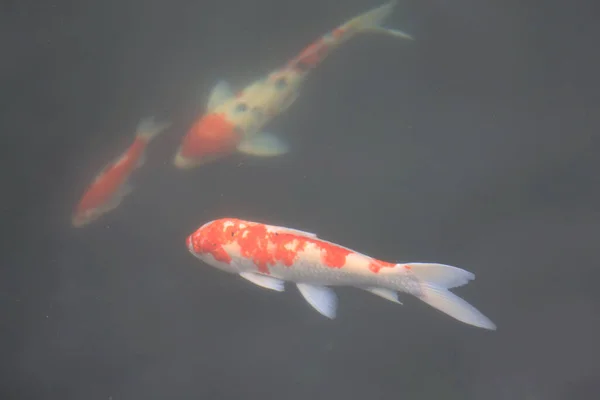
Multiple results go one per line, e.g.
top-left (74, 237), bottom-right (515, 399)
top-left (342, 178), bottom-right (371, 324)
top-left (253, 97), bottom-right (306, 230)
top-left (136, 116), bottom-right (172, 141)
top-left (352, 1), bottom-right (414, 40)
top-left (404, 263), bottom-right (497, 330)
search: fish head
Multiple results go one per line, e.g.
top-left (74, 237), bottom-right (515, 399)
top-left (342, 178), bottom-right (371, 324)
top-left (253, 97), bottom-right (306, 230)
top-left (71, 184), bottom-right (127, 228)
top-left (71, 190), bottom-right (104, 227)
top-left (186, 219), bottom-right (241, 273)
top-left (173, 113), bottom-right (241, 169)
top-left (71, 206), bottom-right (102, 228)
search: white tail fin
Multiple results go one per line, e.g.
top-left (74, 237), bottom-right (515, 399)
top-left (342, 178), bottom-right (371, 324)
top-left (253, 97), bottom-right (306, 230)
top-left (353, 1), bottom-right (414, 40)
top-left (136, 116), bottom-right (172, 141)
top-left (403, 263), bottom-right (497, 330)
top-left (407, 263), bottom-right (475, 289)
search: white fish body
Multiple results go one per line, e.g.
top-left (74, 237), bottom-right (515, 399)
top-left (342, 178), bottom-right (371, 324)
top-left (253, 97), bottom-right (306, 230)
top-left (186, 218), bottom-right (497, 330)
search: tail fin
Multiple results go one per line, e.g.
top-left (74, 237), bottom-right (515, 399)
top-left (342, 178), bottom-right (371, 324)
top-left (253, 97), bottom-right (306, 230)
top-left (352, 1), bottom-right (414, 40)
top-left (136, 116), bottom-right (172, 141)
top-left (404, 263), bottom-right (497, 330)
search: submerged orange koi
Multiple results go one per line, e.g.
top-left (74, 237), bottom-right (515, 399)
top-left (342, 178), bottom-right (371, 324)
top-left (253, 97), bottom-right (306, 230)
top-left (72, 117), bottom-right (171, 227)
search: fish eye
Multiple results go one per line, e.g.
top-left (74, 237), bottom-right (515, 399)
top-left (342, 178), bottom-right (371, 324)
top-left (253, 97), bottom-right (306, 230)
top-left (274, 77), bottom-right (287, 89)
top-left (235, 102), bottom-right (248, 112)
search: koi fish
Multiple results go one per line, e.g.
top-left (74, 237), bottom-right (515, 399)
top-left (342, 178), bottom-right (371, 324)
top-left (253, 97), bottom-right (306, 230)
top-left (72, 117), bottom-right (171, 227)
top-left (186, 218), bottom-right (497, 330)
top-left (173, 0), bottom-right (413, 169)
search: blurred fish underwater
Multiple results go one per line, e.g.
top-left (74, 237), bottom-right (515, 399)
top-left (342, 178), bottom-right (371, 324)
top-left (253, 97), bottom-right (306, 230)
top-left (2, 0), bottom-right (599, 399)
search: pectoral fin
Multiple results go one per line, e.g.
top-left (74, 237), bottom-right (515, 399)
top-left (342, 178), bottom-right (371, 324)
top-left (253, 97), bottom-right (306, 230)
top-left (296, 283), bottom-right (338, 319)
top-left (239, 272), bottom-right (285, 292)
top-left (363, 287), bottom-right (402, 304)
top-left (367, 26), bottom-right (414, 40)
top-left (207, 80), bottom-right (234, 111)
top-left (118, 181), bottom-right (134, 198)
top-left (237, 132), bottom-right (289, 157)
top-left (278, 92), bottom-right (299, 113)
top-left (136, 152), bottom-right (146, 168)
top-left (99, 182), bottom-right (133, 213)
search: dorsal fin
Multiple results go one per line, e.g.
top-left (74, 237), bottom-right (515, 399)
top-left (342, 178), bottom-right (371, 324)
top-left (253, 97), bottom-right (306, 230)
top-left (236, 132), bottom-right (290, 157)
top-left (268, 226), bottom-right (317, 238)
top-left (207, 80), bottom-right (234, 111)
top-left (92, 147), bottom-right (134, 183)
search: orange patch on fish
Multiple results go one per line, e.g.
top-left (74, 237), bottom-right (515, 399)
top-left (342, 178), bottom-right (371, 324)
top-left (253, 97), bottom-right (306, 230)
top-left (180, 113), bottom-right (239, 159)
top-left (294, 40), bottom-right (327, 68)
top-left (189, 222), bottom-right (233, 264)
top-left (332, 27), bottom-right (346, 38)
top-left (368, 259), bottom-right (396, 273)
top-left (320, 245), bottom-right (352, 268)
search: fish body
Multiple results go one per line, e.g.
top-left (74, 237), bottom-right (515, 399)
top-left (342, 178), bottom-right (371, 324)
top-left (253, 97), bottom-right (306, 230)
top-left (173, 1), bottom-right (413, 169)
top-left (186, 218), bottom-right (497, 330)
top-left (72, 117), bottom-right (171, 227)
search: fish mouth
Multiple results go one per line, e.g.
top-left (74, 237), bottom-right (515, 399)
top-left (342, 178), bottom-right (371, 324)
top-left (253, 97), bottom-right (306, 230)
top-left (173, 152), bottom-right (198, 169)
top-left (71, 208), bottom-right (103, 228)
top-left (71, 213), bottom-right (88, 228)
top-left (186, 236), bottom-right (196, 254)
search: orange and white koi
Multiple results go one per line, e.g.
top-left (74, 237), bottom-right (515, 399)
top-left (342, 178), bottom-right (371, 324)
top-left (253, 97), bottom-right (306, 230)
top-left (186, 218), bottom-right (497, 330)
top-left (72, 117), bottom-right (171, 227)
top-left (173, 1), bottom-right (413, 169)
